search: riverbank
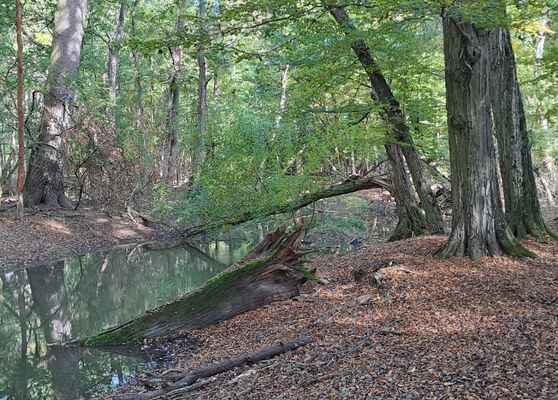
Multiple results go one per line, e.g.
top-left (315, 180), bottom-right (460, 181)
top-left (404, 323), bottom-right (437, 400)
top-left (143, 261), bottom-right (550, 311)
top-left (0, 202), bottom-right (173, 273)
top-left (98, 232), bottom-right (558, 400)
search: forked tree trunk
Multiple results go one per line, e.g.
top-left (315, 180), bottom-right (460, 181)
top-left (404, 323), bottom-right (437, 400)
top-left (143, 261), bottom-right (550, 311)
top-left (437, 9), bottom-right (534, 260)
top-left (489, 28), bottom-right (556, 240)
top-left (24, 0), bottom-right (87, 208)
top-left (326, 4), bottom-right (445, 235)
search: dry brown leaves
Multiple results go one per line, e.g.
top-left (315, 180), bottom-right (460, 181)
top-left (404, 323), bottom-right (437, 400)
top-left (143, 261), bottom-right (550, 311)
top-left (105, 234), bottom-right (558, 400)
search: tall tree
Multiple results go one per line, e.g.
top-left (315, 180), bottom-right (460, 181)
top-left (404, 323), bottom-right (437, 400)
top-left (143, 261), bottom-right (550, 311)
top-left (325, 4), bottom-right (444, 236)
top-left (23, 0), bottom-right (88, 208)
top-left (106, 0), bottom-right (126, 122)
top-left (489, 28), bottom-right (557, 240)
top-left (437, 6), bottom-right (533, 259)
top-left (195, 0), bottom-right (208, 176)
top-left (15, 0), bottom-right (25, 219)
top-left (131, 0), bottom-right (147, 148)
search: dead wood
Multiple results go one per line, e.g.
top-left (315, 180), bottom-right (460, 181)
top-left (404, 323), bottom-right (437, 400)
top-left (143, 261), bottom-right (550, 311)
top-left (120, 336), bottom-right (314, 400)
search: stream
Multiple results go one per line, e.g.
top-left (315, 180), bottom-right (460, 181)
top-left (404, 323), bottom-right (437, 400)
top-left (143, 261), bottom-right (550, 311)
top-left (0, 239), bottom-right (254, 399)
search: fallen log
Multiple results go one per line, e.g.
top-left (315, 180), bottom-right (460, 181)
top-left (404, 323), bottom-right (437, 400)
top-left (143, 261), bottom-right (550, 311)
top-left (181, 175), bottom-right (391, 237)
top-left (120, 336), bottom-right (314, 400)
top-left (71, 227), bottom-right (317, 345)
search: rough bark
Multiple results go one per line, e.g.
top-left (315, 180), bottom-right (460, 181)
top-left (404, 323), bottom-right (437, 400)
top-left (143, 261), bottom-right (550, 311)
top-left (106, 0), bottom-right (126, 122)
top-left (24, 0), bottom-right (87, 208)
top-left (385, 143), bottom-right (426, 241)
top-left (164, 4), bottom-right (185, 182)
top-left (437, 9), bottom-right (535, 260)
top-left (119, 337), bottom-right (314, 400)
top-left (326, 4), bottom-right (445, 234)
top-left (15, 0), bottom-right (25, 219)
top-left (489, 28), bottom-right (556, 240)
top-left (182, 175), bottom-right (391, 237)
top-left (72, 228), bottom-right (313, 344)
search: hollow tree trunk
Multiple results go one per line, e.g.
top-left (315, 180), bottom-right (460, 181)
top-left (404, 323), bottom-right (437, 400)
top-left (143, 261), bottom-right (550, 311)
top-left (164, 4), bottom-right (184, 182)
top-left (437, 9), bottom-right (534, 260)
top-left (489, 28), bottom-right (556, 240)
top-left (24, 0), bottom-right (87, 208)
top-left (326, 4), bottom-right (445, 235)
top-left (106, 0), bottom-right (126, 123)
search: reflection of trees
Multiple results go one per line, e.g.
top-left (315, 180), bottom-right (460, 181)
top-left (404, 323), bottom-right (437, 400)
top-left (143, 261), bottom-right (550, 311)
top-left (27, 261), bottom-right (80, 400)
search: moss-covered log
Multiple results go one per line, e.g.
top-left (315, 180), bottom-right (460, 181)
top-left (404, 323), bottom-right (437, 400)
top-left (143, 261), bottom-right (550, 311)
top-left (72, 228), bottom-right (317, 345)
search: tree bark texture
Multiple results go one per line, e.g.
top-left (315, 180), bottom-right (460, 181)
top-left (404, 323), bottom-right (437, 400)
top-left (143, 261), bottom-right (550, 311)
top-left (106, 0), bottom-right (126, 122)
top-left (489, 28), bottom-right (556, 240)
top-left (24, 0), bottom-right (87, 208)
top-left (131, 0), bottom-right (147, 148)
top-left (437, 9), bottom-right (534, 260)
top-left (194, 0), bottom-right (208, 176)
top-left (326, 4), bottom-right (445, 235)
top-left (15, 0), bottom-right (25, 219)
top-left (164, 4), bottom-right (184, 182)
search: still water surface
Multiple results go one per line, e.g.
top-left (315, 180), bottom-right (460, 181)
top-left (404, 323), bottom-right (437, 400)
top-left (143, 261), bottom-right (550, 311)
top-left (0, 239), bottom-right (253, 399)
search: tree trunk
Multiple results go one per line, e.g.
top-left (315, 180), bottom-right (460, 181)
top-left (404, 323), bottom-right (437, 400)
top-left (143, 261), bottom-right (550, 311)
top-left (489, 28), bottom-right (556, 240)
top-left (73, 228), bottom-right (314, 344)
top-left (326, 4), bottom-right (445, 235)
top-left (24, 0), bottom-right (87, 208)
top-left (106, 0), bottom-right (126, 122)
top-left (437, 9), bottom-right (534, 260)
top-left (194, 0), bottom-right (208, 177)
top-left (163, 5), bottom-right (184, 183)
top-left (15, 0), bottom-right (25, 219)
top-left (385, 143), bottom-right (426, 241)
top-left (131, 0), bottom-right (147, 148)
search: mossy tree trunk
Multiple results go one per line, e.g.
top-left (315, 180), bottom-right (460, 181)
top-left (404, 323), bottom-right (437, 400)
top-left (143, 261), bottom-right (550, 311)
top-left (73, 228), bottom-right (314, 345)
top-left (437, 8), bottom-right (535, 260)
top-left (489, 28), bottom-right (557, 240)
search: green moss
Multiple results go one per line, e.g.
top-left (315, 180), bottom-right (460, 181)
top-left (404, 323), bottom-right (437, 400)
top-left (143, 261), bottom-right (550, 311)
top-left (508, 239), bottom-right (538, 259)
top-left (73, 253), bottom-right (276, 345)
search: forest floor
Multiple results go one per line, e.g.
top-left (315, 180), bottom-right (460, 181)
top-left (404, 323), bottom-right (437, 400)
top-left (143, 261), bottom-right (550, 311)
top-left (101, 219), bottom-right (558, 400)
top-left (0, 201), bottom-right (172, 273)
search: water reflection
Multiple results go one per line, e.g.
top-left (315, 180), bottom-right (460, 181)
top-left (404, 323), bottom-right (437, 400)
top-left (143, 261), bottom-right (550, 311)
top-left (0, 239), bottom-right (252, 399)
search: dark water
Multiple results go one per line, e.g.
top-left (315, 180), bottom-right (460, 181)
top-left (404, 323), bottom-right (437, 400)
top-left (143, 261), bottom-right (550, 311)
top-left (0, 240), bottom-right (254, 399)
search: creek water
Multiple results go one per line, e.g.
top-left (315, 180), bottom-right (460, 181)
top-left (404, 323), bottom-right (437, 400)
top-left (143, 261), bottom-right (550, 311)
top-left (0, 239), bottom-right (254, 399)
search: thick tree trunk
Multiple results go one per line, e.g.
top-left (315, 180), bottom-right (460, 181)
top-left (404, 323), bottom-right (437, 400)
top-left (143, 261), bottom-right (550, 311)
top-left (326, 4), bottom-right (445, 235)
top-left (385, 143), bottom-right (426, 241)
top-left (73, 228), bottom-right (314, 344)
top-left (24, 0), bottom-right (87, 208)
top-left (164, 4), bottom-right (184, 182)
top-left (106, 1), bottom-right (126, 122)
top-left (437, 9), bottom-right (534, 260)
top-left (489, 28), bottom-right (556, 240)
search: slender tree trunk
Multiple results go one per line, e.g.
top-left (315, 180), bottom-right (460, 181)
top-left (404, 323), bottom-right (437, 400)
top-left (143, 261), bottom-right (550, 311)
top-left (489, 28), bottom-right (556, 239)
top-left (164, 5), bottom-right (184, 182)
top-left (15, 0), bottom-right (25, 219)
top-left (437, 8), bottom-right (534, 260)
top-left (24, 0), bottom-right (87, 208)
top-left (131, 0), bottom-right (147, 148)
top-left (326, 4), bottom-right (445, 234)
top-left (106, 1), bottom-right (126, 122)
top-left (194, 0), bottom-right (208, 177)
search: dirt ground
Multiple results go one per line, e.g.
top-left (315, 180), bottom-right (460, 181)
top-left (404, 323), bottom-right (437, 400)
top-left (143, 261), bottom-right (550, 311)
top-left (100, 225), bottom-right (558, 399)
top-left (0, 201), bottom-right (172, 274)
